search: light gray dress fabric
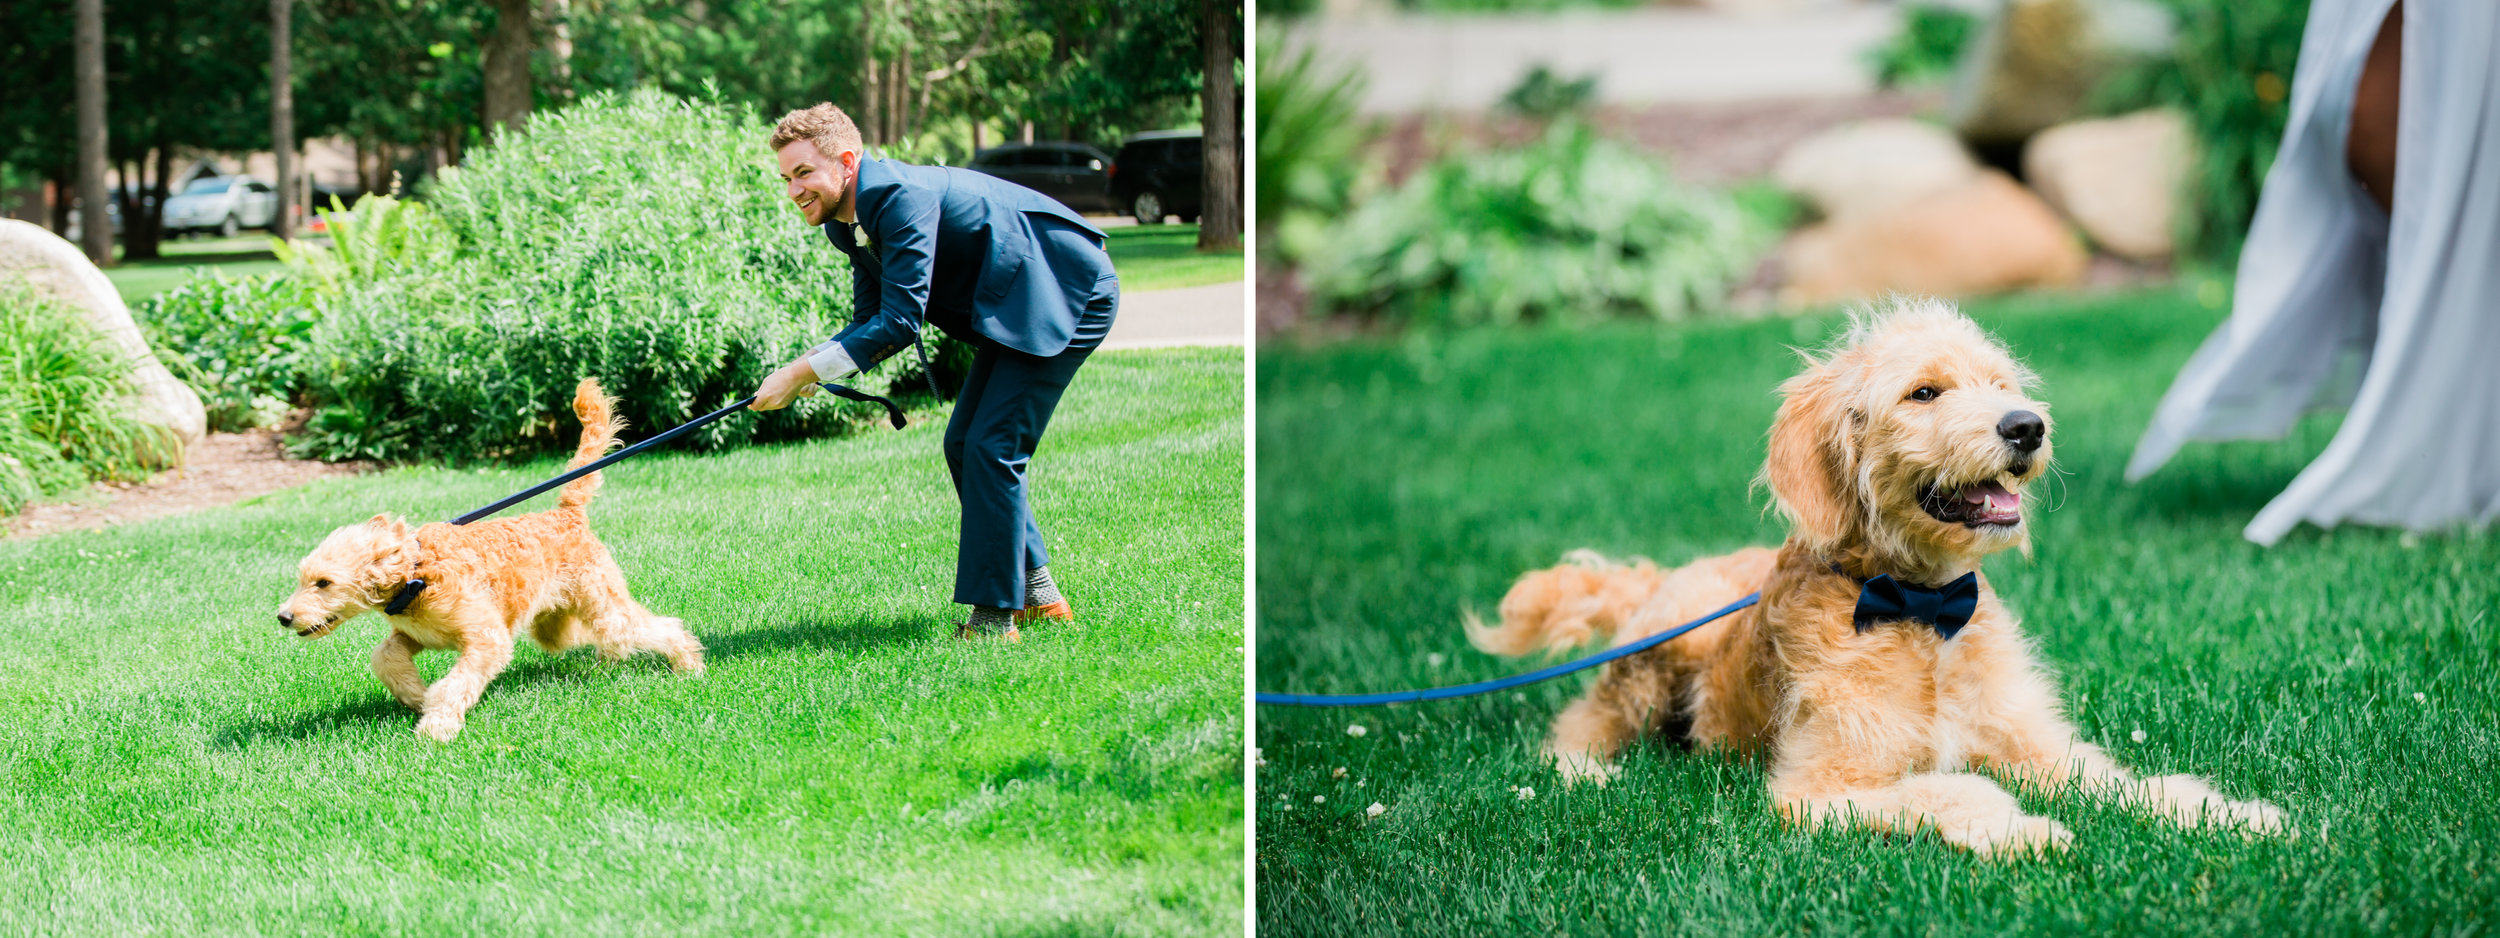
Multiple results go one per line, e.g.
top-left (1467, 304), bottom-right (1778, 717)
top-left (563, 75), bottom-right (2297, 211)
top-left (2126, 0), bottom-right (2500, 544)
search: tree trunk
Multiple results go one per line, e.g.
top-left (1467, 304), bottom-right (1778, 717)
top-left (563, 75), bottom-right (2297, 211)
top-left (482, 0), bottom-right (534, 139)
top-left (75, 0), bottom-right (111, 265)
top-left (146, 145), bottom-right (172, 252)
top-left (270, 0), bottom-right (295, 239)
top-left (1197, 0), bottom-right (1242, 251)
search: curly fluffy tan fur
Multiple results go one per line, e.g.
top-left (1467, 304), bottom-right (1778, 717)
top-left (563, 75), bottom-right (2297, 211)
top-left (1470, 298), bottom-right (2282, 856)
top-left (276, 378), bottom-right (703, 742)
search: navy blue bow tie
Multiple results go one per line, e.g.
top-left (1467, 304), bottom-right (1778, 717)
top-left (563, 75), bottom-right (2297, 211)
top-left (1849, 570), bottom-right (1981, 639)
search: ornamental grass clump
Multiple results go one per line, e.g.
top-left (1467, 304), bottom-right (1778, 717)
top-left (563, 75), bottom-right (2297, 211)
top-left (1303, 122), bottom-right (1768, 330)
top-left (295, 89), bottom-right (956, 463)
top-left (0, 285), bottom-right (179, 513)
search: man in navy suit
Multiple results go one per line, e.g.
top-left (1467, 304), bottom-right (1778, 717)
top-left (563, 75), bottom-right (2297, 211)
top-left (750, 103), bottom-right (1117, 641)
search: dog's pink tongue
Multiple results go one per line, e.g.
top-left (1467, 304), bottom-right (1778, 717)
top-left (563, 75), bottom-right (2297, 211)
top-left (1960, 480), bottom-right (2021, 519)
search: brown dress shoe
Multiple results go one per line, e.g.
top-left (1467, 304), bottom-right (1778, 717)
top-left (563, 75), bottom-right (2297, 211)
top-left (1015, 599), bottom-right (1074, 625)
top-left (954, 622), bottom-right (1022, 643)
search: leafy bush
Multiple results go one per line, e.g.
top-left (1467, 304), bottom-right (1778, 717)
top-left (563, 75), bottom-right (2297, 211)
top-left (294, 89), bottom-right (959, 463)
top-left (1302, 122), bottom-right (1769, 329)
top-left (1255, 41), bottom-right (1377, 267)
top-left (1499, 65), bottom-right (1599, 122)
top-left (137, 272), bottom-right (318, 432)
top-left (273, 193), bottom-right (460, 298)
top-left (2093, 0), bottom-right (2311, 265)
top-left (0, 285), bottom-right (179, 513)
top-left (1868, 3), bottom-right (1979, 88)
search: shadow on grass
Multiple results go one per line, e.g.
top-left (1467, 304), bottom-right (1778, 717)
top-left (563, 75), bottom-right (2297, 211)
top-left (208, 615), bottom-right (928, 747)
top-left (701, 613), bottom-right (932, 661)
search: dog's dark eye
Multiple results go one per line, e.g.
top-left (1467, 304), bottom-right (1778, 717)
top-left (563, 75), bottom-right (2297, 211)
top-left (314, 579), bottom-right (331, 590)
top-left (1909, 386), bottom-right (1942, 403)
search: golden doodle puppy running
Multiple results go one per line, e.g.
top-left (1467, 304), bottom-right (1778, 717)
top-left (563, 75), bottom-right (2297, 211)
top-left (277, 378), bottom-right (703, 742)
top-left (1469, 300), bottom-right (2282, 856)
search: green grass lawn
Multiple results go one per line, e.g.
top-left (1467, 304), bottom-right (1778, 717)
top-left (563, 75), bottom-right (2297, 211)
top-left (1105, 224), bottom-right (1244, 293)
top-left (1253, 289), bottom-right (2500, 936)
top-left (103, 233), bottom-right (289, 303)
top-left (0, 347), bottom-right (1245, 936)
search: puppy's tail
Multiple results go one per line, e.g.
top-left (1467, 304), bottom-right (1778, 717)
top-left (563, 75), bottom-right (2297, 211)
top-left (1465, 550), bottom-right (1666, 658)
top-left (559, 378), bottom-right (625, 511)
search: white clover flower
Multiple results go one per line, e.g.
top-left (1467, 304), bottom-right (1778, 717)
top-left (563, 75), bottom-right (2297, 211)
top-left (1313, 795), bottom-right (1326, 804)
top-left (1426, 653), bottom-right (1447, 668)
top-left (1515, 786), bottom-right (1536, 801)
top-left (1346, 724), bottom-right (1368, 738)
top-left (1332, 766), bottom-right (1347, 779)
top-left (1366, 802), bottom-right (1387, 818)
top-left (2414, 692), bottom-right (2428, 703)
top-left (2130, 729), bottom-right (2147, 743)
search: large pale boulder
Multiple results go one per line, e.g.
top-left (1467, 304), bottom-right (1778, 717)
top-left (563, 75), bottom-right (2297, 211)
top-left (1773, 119), bottom-right (1981, 223)
top-left (2024, 108), bottom-right (2189, 260)
top-left (1779, 170), bottom-right (2088, 307)
top-left (0, 219), bottom-right (206, 450)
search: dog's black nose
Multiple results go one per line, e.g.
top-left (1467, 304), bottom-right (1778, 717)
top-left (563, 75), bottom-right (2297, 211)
top-left (278, 612), bottom-right (295, 627)
top-left (1998, 410), bottom-right (2045, 453)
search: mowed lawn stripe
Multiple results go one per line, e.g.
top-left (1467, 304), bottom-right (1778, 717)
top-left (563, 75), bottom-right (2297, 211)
top-left (1253, 290), bottom-right (2499, 937)
top-left (0, 347), bottom-right (1243, 937)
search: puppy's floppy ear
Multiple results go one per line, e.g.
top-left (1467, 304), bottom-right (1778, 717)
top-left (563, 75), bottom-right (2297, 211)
top-left (365, 513), bottom-right (415, 569)
top-left (1759, 356), bottom-right (1855, 549)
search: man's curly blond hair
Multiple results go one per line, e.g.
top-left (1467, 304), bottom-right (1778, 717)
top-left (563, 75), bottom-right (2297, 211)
top-left (770, 103), bottom-right (864, 159)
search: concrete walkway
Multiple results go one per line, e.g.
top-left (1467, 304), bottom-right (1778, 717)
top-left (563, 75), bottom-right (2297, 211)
top-left (1101, 279), bottom-right (1246, 350)
top-left (1273, 6), bottom-right (1897, 114)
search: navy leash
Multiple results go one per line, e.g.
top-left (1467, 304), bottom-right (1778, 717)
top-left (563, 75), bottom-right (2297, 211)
top-left (385, 381), bottom-right (907, 615)
top-left (1253, 592), bottom-right (1760, 707)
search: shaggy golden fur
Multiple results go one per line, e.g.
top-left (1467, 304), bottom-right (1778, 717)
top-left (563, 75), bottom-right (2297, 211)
top-left (277, 379), bottom-right (703, 742)
top-left (1469, 299), bottom-right (2282, 856)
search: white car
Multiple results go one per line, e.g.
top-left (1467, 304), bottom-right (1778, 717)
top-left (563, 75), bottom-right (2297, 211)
top-left (163, 176), bottom-right (280, 238)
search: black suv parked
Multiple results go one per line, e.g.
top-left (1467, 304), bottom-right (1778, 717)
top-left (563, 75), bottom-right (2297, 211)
top-left (964, 142), bottom-right (1118, 214)
top-left (1109, 131), bottom-right (1202, 225)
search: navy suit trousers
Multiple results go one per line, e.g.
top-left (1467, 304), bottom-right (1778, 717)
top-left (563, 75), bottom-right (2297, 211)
top-left (943, 265), bottom-right (1117, 609)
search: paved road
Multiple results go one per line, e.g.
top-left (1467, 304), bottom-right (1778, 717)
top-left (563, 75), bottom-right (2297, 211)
top-left (1101, 280), bottom-right (1246, 350)
top-left (1273, 5), bottom-right (1897, 114)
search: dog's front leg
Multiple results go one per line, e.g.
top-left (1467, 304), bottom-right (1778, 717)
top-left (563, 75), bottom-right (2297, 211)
top-left (414, 630), bottom-right (514, 742)
top-left (1771, 705), bottom-right (2071, 857)
top-left (371, 631), bottom-right (427, 711)
top-left (1975, 697), bottom-right (2285, 835)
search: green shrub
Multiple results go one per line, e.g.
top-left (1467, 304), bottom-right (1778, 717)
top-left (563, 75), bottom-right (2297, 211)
top-left (272, 193), bottom-right (460, 298)
top-left (1302, 122), bottom-right (1768, 329)
top-left (2093, 0), bottom-right (2312, 265)
top-left (295, 89), bottom-right (960, 463)
top-left (1868, 3), bottom-right (1979, 88)
top-left (0, 285), bottom-right (179, 513)
top-left (137, 272), bottom-right (318, 432)
top-left (1255, 41), bottom-right (1377, 267)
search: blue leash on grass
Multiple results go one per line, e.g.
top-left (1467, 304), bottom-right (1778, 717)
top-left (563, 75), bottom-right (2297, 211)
top-left (1253, 592), bottom-right (1761, 707)
top-left (382, 382), bottom-right (907, 615)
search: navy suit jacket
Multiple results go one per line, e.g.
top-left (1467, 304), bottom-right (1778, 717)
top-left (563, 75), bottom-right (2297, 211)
top-left (826, 158), bottom-right (1111, 367)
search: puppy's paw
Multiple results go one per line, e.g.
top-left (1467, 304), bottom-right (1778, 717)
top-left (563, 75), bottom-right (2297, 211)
top-left (2218, 797), bottom-right (2287, 836)
top-left (414, 715), bottom-right (464, 743)
top-left (1551, 751), bottom-right (1620, 788)
top-left (1962, 814), bottom-right (2072, 859)
top-left (2144, 774), bottom-right (2281, 834)
top-left (673, 654), bottom-right (706, 677)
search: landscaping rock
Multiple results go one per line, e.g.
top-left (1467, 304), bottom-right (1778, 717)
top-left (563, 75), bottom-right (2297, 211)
top-left (2024, 109), bottom-right (2189, 260)
top-left (1779, 169), bottom-right (2087, 307)
top-left (0, 219), bottom-right (206, 451)
top-left (1773, 118), bottom-right (1979, 222)
top-left (1948, 0), bottom-right (2176, 145)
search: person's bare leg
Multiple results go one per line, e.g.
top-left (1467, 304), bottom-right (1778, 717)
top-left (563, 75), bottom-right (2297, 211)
top-left (2348, 0), bottom-right (2402, 211)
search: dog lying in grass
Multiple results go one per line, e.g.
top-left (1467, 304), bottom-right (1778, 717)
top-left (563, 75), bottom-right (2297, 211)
top-left (1469, 299), bottom-right (2282, 856)
top-left (277, 378), bottom-right (703, 742)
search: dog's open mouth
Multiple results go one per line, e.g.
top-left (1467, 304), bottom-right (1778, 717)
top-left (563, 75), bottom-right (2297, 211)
top-left (1921, 478), bottom-right (2024, 527)
top-left (294, 621), bottom-right (335, 639)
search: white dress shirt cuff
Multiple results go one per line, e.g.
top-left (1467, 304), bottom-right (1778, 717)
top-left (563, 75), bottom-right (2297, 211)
top-left (806, 341), bottom-right (859, 381)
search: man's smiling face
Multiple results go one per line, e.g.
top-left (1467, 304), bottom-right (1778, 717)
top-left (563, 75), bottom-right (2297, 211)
top-left (776, 138), bottom-right (853, 226)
